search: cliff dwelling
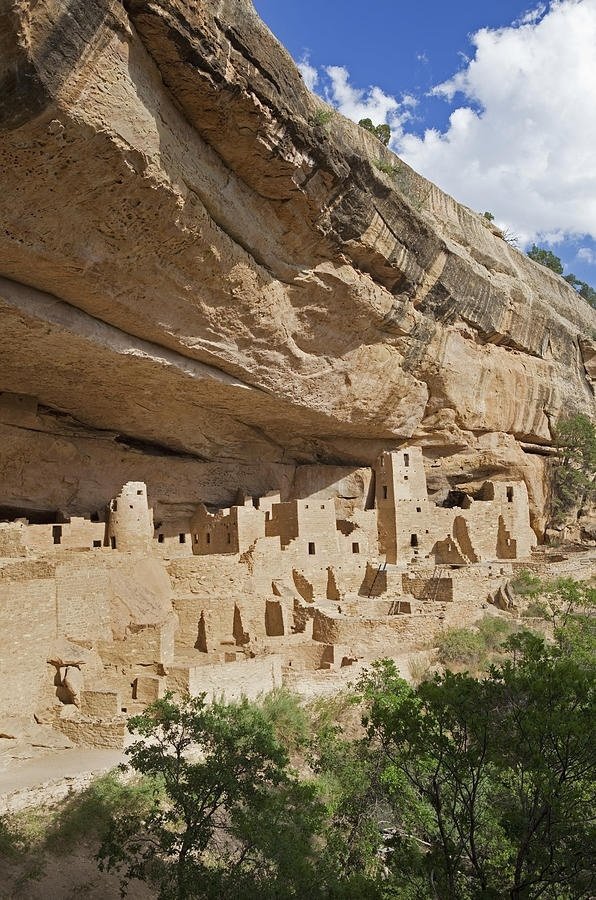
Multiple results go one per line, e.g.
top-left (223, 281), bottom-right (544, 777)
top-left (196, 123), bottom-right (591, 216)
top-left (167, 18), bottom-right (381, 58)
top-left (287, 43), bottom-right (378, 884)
top-left (0, 0), bottom-right (594, 766)
top-left (0, 447), bottom-right (542, 749)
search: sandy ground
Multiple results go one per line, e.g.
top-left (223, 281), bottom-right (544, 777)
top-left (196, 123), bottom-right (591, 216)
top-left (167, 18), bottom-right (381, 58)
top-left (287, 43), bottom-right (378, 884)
top-left (0, 749), bottom-right (125, 809)
top-left (0, 747), bottom-right (155, 899)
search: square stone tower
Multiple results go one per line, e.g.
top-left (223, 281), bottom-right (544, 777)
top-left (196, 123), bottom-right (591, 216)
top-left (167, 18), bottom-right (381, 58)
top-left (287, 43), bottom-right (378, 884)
top-left (375, 448), bottom-right (428, 564)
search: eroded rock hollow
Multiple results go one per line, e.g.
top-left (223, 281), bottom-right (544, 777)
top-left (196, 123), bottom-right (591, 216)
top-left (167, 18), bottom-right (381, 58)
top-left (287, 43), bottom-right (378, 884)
top-left (1, 0), bottom-right (594, 536)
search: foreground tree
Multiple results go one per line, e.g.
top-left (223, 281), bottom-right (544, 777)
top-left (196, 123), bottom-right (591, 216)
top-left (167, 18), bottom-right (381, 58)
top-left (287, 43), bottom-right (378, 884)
top-left (358, 633), bottom-right (596, 899)
top-left (551, 413), bottom-right (596, 522)
top-left (98, 693), bottom-right (324, 899)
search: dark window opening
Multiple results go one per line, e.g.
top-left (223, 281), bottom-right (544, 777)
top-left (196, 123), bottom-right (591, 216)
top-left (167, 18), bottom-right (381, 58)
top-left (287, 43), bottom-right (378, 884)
top-left (308, 542), bottom-right (316, 555)
top-left (93, 540), bottom-right (101, 548)
top-left (507, 486), bottom-right (514, 502)
top-left (90, 512), bottom-right (99, 523)
top-left (382, 486), bottom-right (388, 500)
top-left (305, 504), bottom-right (309, 509)
top-left (404, 452), bottom-right (410, 467)
top-left (179, 533), bottom-right (186, 544)
top-left (129, 504), bottom-right (134, 509)
top-left (112, 500), bottom-right (117, 512)
top-left (52, 525), bottom-right (62, 545)
top-left (158, 534), bottom-right (165, 544)
top-left (416, 506), bottom-right (421, 512)
top-left (137, 489), bottom-right (142, 495)
top-left (352, 542), bottom-right (360, 554)
top-left (320, 504), bottom-right (325, 510)
top-left (265, 511), bottom-right (270, 521)
top-left (404, 475), bottom-right (409, 481)
top-left (410, 533), bottom-right (418, 547)
top-left (206, 533), bottom-right (211, 545)
top-left (227, 533), bottom-right (231, 544)
top-left (110, 536), bottom-right (117, 549)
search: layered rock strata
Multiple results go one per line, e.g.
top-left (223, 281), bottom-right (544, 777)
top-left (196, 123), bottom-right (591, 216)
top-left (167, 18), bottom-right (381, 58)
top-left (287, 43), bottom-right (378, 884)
top-left (0, 0), bottom-right (594, 534)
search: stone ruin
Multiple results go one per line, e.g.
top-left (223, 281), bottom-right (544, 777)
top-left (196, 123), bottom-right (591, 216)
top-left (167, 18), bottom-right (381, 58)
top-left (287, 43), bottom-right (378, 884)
top-left (0, 448), bottom-right (538, 749)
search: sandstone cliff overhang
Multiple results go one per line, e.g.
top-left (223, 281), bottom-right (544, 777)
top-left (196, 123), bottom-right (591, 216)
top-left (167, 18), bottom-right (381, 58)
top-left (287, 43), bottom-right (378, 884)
top-left (0, 0), bottom-right (594, 520)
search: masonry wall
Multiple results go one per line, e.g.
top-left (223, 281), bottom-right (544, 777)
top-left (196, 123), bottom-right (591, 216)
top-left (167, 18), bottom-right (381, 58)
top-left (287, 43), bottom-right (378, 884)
top-left (0, 577), bottom-right (56, 715)
top-left (26, 519), bottom-right (106, 552)
top-left (376, 450), bottom-right (535, 565)
top-left (167, 655), bottom-right (283, 701)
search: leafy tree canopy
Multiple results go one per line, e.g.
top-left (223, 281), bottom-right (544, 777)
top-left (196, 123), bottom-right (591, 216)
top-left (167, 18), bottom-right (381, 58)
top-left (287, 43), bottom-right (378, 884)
top-left (357, 628), bottom-right (596, 900)
top-left (359, 118), bottom-right (391, 145)
top-left (528, 245), bottom-right (596, 308)
top-left (552, 413), bottom-right (596, 521)
top-left (527, 243), bottom-right (564, 274)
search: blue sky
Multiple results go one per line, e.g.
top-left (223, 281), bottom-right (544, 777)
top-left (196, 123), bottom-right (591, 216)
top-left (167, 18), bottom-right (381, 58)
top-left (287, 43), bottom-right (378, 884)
top-left (254, 0), bottom-right (596, 286)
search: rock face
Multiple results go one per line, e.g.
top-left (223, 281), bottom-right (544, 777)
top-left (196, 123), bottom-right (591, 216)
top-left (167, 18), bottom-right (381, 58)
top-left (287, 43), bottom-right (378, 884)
top-left (0, 0), bottom-right (594, 534)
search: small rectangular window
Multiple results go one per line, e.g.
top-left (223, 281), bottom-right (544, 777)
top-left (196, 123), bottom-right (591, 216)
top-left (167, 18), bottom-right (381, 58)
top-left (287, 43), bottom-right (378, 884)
top-left (206, 533), bottom-right (211, 545)
top-left (404, 452), bottom-right (410, 467)
top-left (110, 536), bottom-right (117, 549)
top-left (410, 534), bottom-right (418, 547)
top-left (179, 533), bottom-right (186, 544)
top-left (93, 540), bottom-right (101, 548)
top-left (52, 525), bottom-right (62, 545)
top-left (382, 486), bottom-right (388, 500)
top-left (507, 486), bottom-right (514, 502)
top-left (352, 542), bottom-right (360, 554)
top-left (416, 507), bottom-right (421, 512)
top-left (308, 542), bottom-right (316, 555)
top-left (158, 533), bottom-right (165, 544)
top-left (227, 533), bottom-right (231, 544)
top-left (137, 489), bottom-right (143, 495)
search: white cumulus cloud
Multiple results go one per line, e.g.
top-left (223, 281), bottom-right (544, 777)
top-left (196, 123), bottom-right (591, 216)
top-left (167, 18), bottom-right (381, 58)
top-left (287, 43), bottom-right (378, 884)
top-left (302, 1), bottom-right (596, 247)
top-left (297, 55), bottom-right (318, 91)
top-left (578, 246), bottom-right (596, 264)
top-left (324, 65), bottom-right (414, 133)
top-left (396, 0), bottom-right (596, 244)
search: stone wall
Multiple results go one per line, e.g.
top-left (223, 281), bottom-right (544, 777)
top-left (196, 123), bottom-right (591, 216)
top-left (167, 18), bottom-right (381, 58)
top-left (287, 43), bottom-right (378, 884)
top-left (167, 655), bottom-right (283, 701)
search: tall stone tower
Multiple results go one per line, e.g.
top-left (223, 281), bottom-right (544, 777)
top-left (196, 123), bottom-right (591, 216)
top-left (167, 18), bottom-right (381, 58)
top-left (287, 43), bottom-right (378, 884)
top-left (375, 448), bottom-right (428, 564)
top-left (107, 482), bottom-right (154, 552)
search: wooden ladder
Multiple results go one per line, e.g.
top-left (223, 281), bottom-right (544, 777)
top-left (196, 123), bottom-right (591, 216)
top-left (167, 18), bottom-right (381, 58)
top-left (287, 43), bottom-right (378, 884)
top-left (425, 566), bottom-right (446, 602)
top-left (368, 560), bottom-right (387, 598)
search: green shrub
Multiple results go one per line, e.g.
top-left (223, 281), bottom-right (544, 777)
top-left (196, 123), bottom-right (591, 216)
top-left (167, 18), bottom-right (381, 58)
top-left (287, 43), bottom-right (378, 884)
top-left (0, 810), bottom-right (47, 860)
top-left (374, 159), bottom-right (399, 177)
top-left (436, 627), bottom-right (486, 667)
top-left (45, 770), bottom-right (161, 852)
top-left (521, 600), bottom-right (551, 619)
top-left (309, 107), bottom-right (335, 128)
top-left (477, 616), bottom-right (516, 650)
top-left (260, 687), bottom-right (310, 752)
top-left (510, 569), bottom-right (543, 597)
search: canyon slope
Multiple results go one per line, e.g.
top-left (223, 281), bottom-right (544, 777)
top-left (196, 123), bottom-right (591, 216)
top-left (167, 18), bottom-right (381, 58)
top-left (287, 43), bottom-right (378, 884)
top-left (1, 0), bottom-right (594, 534)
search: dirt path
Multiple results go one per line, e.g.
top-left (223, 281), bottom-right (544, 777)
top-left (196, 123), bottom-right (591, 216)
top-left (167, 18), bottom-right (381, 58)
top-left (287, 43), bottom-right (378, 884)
top-left (0, 748), bottom-right (126, 813)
